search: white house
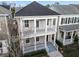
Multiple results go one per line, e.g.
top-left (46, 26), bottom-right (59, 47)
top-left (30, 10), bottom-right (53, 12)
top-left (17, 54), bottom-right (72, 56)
top-left (15, 1), bottom-right (60, 54)
top-left (50, 4), bottom-right (79, 45)
top-left (0, 5), bottom-right (11, 56)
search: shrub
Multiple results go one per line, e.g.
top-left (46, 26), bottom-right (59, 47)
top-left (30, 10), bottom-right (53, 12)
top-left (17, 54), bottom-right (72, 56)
top-left (56, 40), bottom-right (63, 48)
top-left (23, 49), bottom-right (47, 57)
top-left (74, 35), bottom-right (79, 44)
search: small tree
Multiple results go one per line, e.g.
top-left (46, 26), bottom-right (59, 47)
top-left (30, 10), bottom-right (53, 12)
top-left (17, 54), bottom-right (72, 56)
top-left (74, 35), bottom-right (79, 44)
top-left (11, 7), bottom-right (15, 18)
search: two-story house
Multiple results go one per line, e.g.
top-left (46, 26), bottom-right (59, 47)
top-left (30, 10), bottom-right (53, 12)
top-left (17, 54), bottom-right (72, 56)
top-left (15, 1), bottom-right (60, 54)
top-left (50, 4), bottom-right (79, 45)
top-left (0, 5), bottom-right (11, 56)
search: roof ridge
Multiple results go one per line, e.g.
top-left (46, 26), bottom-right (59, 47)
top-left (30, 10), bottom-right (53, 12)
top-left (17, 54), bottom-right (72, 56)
top-left (15, 1), bottom-right (60, 16)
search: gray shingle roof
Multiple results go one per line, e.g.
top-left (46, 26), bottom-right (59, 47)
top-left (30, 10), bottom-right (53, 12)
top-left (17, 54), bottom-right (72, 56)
top-left (0, 6), bottom-right (11, 14)
top-left (49, 4), bottom-right (79, 15)
top-left (59, 24), bottom-right (79, 31)
top-left (15, 1), bottom-right (60, 16)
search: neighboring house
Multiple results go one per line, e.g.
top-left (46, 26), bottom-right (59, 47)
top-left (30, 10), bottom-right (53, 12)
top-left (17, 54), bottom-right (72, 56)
top-left (50, 4), bottom-right (79, 45)
top-left (0, 6), bottom-right (11, 56)
top-left (15, 1), bottom-right (59, 54)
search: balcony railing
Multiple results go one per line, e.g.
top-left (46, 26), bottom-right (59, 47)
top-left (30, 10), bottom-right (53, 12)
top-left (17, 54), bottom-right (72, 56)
top-left (22, 26), bottom-right (56, 37)
top-left (23, 43), bottom-right (45, 53)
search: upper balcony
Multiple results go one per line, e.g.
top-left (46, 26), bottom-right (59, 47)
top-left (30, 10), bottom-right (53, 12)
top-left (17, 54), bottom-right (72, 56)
top-left (20, 18), bottom-right (57, 38)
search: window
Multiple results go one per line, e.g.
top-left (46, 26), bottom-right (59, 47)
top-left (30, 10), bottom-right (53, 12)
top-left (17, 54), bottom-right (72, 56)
top-left (70, 18), bottom-right (73, 23)
top-left (76, 17), bottom-right (78, 23)
top-left (78, 17), bottom-right (79, 22)
top-left (66, 32), bottom-right (71, 39)
top-left (68, 17), bottom-right (71, 24)
top-left (36, 37), bottom-right (39, 41)
top-left (26, 39), bottom-right (30, 43)
top-left (24, 20), bottom-right (29, 27)
top-left (61, 18), bottom-right (65, 24)
top-left (72, 17), bottom-right (74, 23)
top-left (52, 34), bottom-right (54, 40)
top-left (47, 19), bottom-right (49, 25)
top-left (60, 31), bottom-right (64, 38)
top-left (0, 42), bottom-right (2, 48)
top-left (36, 20), bottom-right (39, 27)
top-left (53, 18), bottom-right (56, 25)
top-left (74, 17), bottom-right (76, 23)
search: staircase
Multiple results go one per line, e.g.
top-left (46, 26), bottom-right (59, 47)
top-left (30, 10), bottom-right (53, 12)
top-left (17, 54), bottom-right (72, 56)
top-left (46, 42), bottom-right (63, 57)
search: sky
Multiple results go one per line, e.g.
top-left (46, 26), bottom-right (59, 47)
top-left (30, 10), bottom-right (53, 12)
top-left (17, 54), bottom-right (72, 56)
top-left (0, 1), bottom-right (79, 7)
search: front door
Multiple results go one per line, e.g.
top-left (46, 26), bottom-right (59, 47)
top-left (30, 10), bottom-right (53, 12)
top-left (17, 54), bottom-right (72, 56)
top-left (46, 35), bottom-right (48, 42)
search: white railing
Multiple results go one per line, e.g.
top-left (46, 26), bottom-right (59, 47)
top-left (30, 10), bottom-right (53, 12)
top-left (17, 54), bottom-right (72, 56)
top-left (55, 43), bottom-right (59, 51)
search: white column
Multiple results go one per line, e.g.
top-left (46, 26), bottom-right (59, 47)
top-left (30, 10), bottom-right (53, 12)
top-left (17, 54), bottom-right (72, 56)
top-left (20, 18), bottom-right (23, 37)
top-left (34, 37), bottom-right (36, 50)
top-left (34, 19), bottom-right (36, 50)
top-left (71, 31), bottom-right (73, 43)
top-left (54, 34), bottom-right (56, 46)
top-left (45, 35), bottom-right (47, 48)
top-left (45, 19), bottom-right (47, 33)
top-left (34, 19), bottom-right (36, 33)
top-left (63, 32), bottom-right (66, 45)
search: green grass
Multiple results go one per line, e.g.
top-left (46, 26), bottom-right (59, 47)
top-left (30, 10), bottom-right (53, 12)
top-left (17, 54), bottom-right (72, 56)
top-left (63, 44), bottom-right (79, 57)
top-left (23, 49), bottom-right (49, 57)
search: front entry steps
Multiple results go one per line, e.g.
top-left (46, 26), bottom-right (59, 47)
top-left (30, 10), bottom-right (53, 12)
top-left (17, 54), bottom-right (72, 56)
top-left (46, 42), bottom-right (63, 57)
top-left (47, 50), bottom-right (63, 57)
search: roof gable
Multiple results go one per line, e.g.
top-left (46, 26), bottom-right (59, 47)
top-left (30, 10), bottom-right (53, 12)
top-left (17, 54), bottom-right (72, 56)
top-left (15, 1), bottom-right (60, 16)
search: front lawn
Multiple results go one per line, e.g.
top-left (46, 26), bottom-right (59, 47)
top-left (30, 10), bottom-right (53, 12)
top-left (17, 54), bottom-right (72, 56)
top-left (23, 49), bottom-right (49, 57)
top-left (63, 43), bottom-right (79, 57)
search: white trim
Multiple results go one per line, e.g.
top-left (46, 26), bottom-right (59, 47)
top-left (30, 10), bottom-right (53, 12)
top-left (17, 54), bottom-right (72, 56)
top-left (0, 14), bottom-right (9, 16)
top-left (54, 34), bottom-right (56, 46)
top-left (45, 35), bottom-right (47, 48)
top-left (63, 32), bottom-right (66, 44)
top-left (34, 19), bottom-right (36, 33)
top-left (34, 37), bottom-right (36, 51)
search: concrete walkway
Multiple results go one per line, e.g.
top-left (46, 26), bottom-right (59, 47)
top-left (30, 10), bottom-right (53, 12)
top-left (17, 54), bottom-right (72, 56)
top-left (48, 50), bottom-right (63, 57)
top-left (46, 42), bottom-right (63, 57)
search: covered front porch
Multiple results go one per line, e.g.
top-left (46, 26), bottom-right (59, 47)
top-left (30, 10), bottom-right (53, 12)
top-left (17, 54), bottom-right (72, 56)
top-left (58, 24), bottom-right (79, 45)
top-left (21, 34), bottom-right (57, 54)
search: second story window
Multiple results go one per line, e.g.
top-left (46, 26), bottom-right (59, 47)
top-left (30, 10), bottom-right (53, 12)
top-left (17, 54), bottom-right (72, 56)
top-left (78, 17), bottom-right (79, 22)
top-left (36, 37), bottom-right (39, 42)
top-left (61, 18), bottom-right (64, 24)
top-left (68, 17), bottom-right (71, 24)
top-left (74, 17), bottom-right (76, 23)
top-left (36, 20), bottom-right (39, 28)
top-left (53, 18), bottom-right (56, 25)
top-left (47, 19), bottom-right (49, 25)
top-left (26, 39), bottom-right (30, 43)
top-left (24, 20), bottom-right (29, 27)
top-left (65, 18), bottom-right (67, 24)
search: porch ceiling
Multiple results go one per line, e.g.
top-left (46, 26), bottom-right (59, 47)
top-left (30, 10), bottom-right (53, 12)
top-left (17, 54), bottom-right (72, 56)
top-left (59, 24), bottom-right (79, 32)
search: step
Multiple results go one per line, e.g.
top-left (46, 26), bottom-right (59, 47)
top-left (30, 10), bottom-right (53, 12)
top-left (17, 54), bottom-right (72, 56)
top-left (48, 51), bottom-right (63, 57)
